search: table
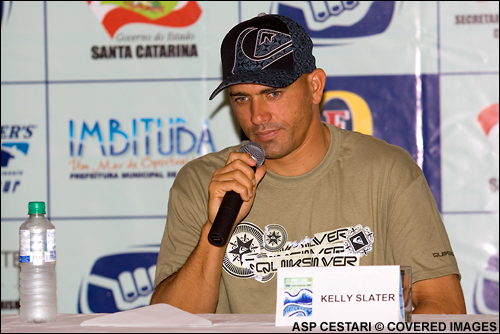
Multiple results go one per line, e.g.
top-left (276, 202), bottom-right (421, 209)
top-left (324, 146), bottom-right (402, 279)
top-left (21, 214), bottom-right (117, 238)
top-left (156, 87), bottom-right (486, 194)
top-left (1, 313), bottom-right (498, 333)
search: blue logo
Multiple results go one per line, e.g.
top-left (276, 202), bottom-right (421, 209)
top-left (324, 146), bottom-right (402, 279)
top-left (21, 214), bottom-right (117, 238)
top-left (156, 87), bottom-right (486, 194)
top-left (283, 282), bottom-right (313, 317)
top-left (473, 253), bottom-right (499, 314)
top-left (1, 124), bottom-right (37, 193)
top-left (1, 124), bottom-right (35, 166)
top-left (1, 143), bottom-right (29, 167)
top-left (78, 246), bottom-right (160, 313)
top-left (69, 117), bottom-right (215, 157)
top-left (270, 1), bottom-right (400, 45)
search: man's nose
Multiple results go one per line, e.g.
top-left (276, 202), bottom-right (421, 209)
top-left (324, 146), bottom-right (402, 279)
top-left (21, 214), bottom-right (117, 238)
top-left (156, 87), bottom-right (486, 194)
top-left (250, 99), bottom-right (272, 125)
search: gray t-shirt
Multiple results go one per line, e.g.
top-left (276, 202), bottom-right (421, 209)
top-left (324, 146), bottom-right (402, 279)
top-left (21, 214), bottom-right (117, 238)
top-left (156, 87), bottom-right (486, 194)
top-left (154, 123), bottom-right (460, 313)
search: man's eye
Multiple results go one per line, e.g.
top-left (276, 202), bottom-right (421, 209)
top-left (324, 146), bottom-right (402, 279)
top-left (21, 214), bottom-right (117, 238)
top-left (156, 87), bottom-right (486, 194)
top-left (233, 96), bottom-right (248, 103)
top-left (267, 91), bottom-right (281, 99)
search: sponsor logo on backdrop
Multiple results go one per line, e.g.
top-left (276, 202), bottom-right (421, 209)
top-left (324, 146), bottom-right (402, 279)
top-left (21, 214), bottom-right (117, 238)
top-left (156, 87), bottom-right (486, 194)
top-left (473, 252), bottom-right (499, 314)
top-left (454, 3), bottom-right (499, 38)
top-left (477, 103), bottom-right (499, 154)
top-left (270, 1), bottom-right (399, 45)
top-left (68, 117), bottom-right (215, 180)
top-left (320, 90), bottom-right (373, 135)
top-left (88, 1), bottom-right (201, 59)
top-left (78, 246), bottom-right (159, 313)
top-left (477, 103), bottom-right (499, 192)
top-left (1, 1), bottom-right (13, 27)
top-left (1, 124), bottom-right (38, 194)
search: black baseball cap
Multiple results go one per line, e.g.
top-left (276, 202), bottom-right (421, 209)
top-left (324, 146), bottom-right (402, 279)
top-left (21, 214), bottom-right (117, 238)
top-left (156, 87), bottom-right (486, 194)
top-left (209, 13), bottom-right (316, 100)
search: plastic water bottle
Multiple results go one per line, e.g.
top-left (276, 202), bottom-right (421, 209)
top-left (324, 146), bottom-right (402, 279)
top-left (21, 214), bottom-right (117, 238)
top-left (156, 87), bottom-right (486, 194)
top-left (19, 201), bottom-right (57, 323)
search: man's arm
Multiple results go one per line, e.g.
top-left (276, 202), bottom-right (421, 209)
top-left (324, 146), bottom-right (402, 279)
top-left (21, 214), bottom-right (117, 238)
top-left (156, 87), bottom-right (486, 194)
top-left (150, 151), bottom-right (267, 313)
top-left (150, 223), bottom-right (225, 313)
top-left (412, 274), bottom-right (466, 314)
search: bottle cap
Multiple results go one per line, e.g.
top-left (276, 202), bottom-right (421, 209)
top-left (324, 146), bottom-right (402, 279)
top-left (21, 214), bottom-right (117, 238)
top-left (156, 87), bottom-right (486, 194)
top-left (28, 201), bottom-right (46, 214)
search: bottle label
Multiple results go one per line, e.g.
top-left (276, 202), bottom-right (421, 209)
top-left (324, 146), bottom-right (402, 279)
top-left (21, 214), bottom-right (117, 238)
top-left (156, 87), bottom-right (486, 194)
top-left (19, 230), bottom-right (31, 263)
top-left (19, 229), bottom-right (56, 264)
top-left (46, 229), bottom-right (56, 262)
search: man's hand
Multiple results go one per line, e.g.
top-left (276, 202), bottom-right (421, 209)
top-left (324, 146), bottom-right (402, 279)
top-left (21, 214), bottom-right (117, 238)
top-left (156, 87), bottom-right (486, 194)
top-left (208, 151), bottom-right (267, 228)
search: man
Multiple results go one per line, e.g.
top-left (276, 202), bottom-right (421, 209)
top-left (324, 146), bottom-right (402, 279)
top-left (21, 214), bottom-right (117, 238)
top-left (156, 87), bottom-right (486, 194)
top-left (151, 13), bottom-right (466, 314)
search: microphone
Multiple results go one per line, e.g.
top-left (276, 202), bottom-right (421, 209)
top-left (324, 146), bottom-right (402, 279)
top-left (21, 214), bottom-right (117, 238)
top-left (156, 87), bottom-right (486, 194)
top-left (208, 142), bottom-right (265, 247)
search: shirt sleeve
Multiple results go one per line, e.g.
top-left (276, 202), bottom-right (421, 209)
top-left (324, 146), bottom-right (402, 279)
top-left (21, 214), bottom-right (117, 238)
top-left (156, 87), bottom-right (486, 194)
top-left (386, 167), bottom-right (460, 283)
top-left (153, 163), bottom-right (209, 288)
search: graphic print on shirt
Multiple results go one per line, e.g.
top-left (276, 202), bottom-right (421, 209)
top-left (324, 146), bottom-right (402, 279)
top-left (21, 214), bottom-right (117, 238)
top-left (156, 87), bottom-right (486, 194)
top-left (343, 224), bottom-right (374, 256)
top-left (222, 222), bottom-right (374, 283)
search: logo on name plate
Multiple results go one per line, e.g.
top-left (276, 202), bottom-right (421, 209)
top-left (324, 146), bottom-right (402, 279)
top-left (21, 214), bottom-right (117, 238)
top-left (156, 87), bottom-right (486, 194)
top-left (283, 277), bottom-right (313, 317)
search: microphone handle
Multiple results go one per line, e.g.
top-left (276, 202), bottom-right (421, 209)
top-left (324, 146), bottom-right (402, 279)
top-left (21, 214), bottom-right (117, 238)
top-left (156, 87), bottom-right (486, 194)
top-left (208, 191), bottom-right (243, 246)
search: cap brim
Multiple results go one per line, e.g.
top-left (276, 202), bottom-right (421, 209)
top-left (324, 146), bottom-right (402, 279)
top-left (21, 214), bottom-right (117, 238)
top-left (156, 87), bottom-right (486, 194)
top-left (209, 81), bottom-right (231, 100)
top-left (209, 69), bottom-right (301, 100)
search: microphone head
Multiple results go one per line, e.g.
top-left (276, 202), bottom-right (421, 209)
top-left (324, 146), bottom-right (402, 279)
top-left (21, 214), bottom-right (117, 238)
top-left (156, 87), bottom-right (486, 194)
top-left (239, 142), bottom-right (265, 168)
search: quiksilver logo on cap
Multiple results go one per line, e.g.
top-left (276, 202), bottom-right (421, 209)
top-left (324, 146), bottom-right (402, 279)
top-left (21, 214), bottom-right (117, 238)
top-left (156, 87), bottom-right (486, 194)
top-left (232, 27), bottom-right (293, 74)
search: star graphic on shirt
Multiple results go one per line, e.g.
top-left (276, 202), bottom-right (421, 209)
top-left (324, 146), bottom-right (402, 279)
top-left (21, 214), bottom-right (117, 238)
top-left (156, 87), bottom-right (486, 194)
top-left (229, 236), bottom-right (254, 265)
top-left (266, 231), bottom-right (281, 246)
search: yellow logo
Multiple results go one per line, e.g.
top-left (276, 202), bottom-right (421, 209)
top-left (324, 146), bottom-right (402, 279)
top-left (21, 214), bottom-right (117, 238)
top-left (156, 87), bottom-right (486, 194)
top-left (321, 91), bottom-right (373, 135)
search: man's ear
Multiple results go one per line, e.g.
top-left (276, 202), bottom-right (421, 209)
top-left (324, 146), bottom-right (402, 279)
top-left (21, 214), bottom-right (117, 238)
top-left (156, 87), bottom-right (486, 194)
top-left (309, 68), bottom-right (326, 105)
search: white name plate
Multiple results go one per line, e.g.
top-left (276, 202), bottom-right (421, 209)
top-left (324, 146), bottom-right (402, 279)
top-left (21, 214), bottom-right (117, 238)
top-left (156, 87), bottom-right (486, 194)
top-left (275, 265), bottom-right (403, 327)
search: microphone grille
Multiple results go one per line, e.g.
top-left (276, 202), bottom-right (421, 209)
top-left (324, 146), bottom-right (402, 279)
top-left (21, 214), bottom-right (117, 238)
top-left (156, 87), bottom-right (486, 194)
top-left (239, 142), bottom-right (265, 167)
